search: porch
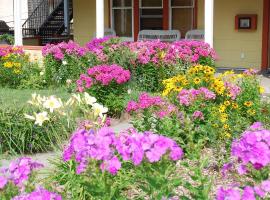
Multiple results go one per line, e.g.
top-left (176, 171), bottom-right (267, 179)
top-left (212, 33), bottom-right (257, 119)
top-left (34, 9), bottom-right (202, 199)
top-left (71, 0), bottom-right (265, 71)
top-left (11, 0), bottom-right (269, 71)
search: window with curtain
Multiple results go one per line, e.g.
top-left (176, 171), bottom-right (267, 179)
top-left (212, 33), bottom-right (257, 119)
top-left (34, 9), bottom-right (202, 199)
top-left (140, 0), bottom-right (163, 30)
top-left (170, 0), bottom-right (194, 37)
top-left (112, 0), bottom-right (133, 38)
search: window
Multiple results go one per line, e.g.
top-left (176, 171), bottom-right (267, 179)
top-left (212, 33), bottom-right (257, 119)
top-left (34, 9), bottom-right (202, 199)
top-left (111, 0), bottom-right (133, 39)
top-left (140, 0), bottom-right (163, 30)
top-left (170, 0), bottom-right (195, 37)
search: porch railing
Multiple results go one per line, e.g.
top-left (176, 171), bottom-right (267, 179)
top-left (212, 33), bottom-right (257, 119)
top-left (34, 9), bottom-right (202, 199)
top-left (22, 0), bottom-right (62, 37)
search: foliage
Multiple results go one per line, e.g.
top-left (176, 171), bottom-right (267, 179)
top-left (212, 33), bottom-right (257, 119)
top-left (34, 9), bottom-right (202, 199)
top-left (42, 41), bottom-right (97, 86)
top-left (0, 92), bottom-right (108, 154)
top-left (128, 40), bottom-right (217, 92)
top-left (77, 64), bottom-right (131, 117)
top-left (0, 34), bottom-right (14, 45)
top-left (45, 127), bottom-right (183, 200)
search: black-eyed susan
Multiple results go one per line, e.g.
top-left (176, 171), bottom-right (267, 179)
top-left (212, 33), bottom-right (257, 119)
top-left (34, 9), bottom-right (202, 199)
top-left (244, 101), bottom-right (253, 107)
top-left (219, 105), bottom-right (226, 113)
top-left (247, 109), bottom-right (256, 116)
top-left (224, 100), bottom-right (231, 106)
top-left (224, 132), bottom-right (232, 138)
top-left (223, 124), bottom-right (230, 130)
top-left (232, 103), bottom-right (239, 109)
top-left (220, 113), bottom-right (228, 123)
top-left (193, 77), bottom-right (201, 85)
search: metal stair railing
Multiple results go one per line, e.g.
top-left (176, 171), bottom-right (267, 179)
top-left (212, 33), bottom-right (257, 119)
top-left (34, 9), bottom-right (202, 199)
top-left (22, 0), bottom-right (62, 38)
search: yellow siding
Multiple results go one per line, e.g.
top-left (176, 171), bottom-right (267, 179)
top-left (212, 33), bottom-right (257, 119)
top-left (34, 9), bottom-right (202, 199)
top-left (73, 0), bottom-right (110, 45)
top-left (198, 0), bottom-right (263, 68)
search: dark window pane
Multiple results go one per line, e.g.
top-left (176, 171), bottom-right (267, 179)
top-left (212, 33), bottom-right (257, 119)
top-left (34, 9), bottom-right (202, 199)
top-left (141, 0), bottom-right (162, 7)
top-left (140, 18), bottom-right (163, 30)
top-left (141, 9), bottom-right (163, 16)
top-left (172, 8), bottom-right (193, 37)
top-left (113, 0), bottom-right (132, 7)
top-left (171, 0), bottom-right (193, 7)
top-left (113, 9), bottom-right (132, 37)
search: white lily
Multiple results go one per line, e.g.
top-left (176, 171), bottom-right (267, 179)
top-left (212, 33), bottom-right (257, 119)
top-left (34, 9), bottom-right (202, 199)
top-left (24, 114), bottom-right (35, 121)
top-left (43, 96), bottom-right (62, 113)
top-left (84, 93), bottom-right (97, 105)
top-left (34, 112), bottom-right (49, 126)
top-left (72, 93), bottom-right (82, 104)
top-left (92, 103), bottom-right (108, 118)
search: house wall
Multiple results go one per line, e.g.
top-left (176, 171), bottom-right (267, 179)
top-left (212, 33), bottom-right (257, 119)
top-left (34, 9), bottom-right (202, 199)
top-left (198, 0), bottom-right (263, 69)
top-left (73, 0), bottom-right (110, 45)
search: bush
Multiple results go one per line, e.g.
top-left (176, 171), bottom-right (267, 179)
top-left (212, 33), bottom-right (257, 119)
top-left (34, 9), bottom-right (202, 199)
top-left (128, 40), bottom-right (217, 92)
top-left (45, 127), bottom-right (183, 200)
top-left (42, 41), bottom-right (97, 86)
top-left (86, 36), bottom-right (135, 69)
top-left (77, 64), bottom-right (131, 117)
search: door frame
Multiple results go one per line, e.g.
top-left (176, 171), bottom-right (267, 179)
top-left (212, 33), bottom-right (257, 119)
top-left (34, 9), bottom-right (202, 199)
top-left (262, 0), bottom-right (270, 71)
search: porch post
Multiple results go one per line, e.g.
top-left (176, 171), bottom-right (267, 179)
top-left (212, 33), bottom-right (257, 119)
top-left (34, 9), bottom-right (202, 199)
top-left (96, 0), bottom-right (104, 38)
top-left (14, 0), bottom-right (23, 46)
top-left (64, 0), bottom-right (70, 34)
top-left (204, 0), bottom-right (214, 47)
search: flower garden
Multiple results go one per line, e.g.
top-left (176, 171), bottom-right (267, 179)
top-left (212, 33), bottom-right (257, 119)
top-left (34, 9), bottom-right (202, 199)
top-left (0, 37), bottom-right (270, 199)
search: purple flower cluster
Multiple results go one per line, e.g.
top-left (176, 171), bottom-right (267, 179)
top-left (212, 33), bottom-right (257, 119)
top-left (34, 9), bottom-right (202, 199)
top-left (63, 127), bottom-right (183, 175)
top-left (77, 64), bottom-right (130, 92)
top-left (85, 36), bottom-right (113, 61)
top-left (126, 93), bottom-right (164, 112)
top-left (128, 40), bottom-right (217, 65)
top-left (178, 87), bottom-right (216, 106)
top-left (192, 110), bottom-right (204, 120)
top-left (12, 188), bottom-right (62, 200)
top-left (42, 40), bottom-right (87, 60)
top-left (231, 122), bottom-right (270, 172)
top-left (224, 81), bottom-right (241, 100)
top-left (126, 93), bottom-right (177, 119)
top-left (217, 180), bottom-right (270, 200)
top-left (0, 157), bottom-right (43, 190)
top-left (0, 46), bottom-right (24, 57)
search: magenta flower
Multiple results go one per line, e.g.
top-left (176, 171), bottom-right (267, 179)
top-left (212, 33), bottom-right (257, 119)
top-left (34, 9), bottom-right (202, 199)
top-left (216, 187), bottom-right (241, 200)
top-left (192, 111), bottom-right (204, 120)
top-left (42, 41), bottom-right (87, 60)
top-left (231, 123), bottom-right (270, 170)
top-left (12, 188), bottom-right (62, 200)
top-left (63, 127), bottom-right (183, 175)
top-left (77, 64), bottom-right (130, 92)
top-left (0, 176), bottom-right (7, 189)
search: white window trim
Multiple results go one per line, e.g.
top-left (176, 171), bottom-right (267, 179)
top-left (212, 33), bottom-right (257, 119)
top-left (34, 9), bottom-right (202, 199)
top-left (169, 0), bottom-right (195, 31)
top-left (110, 0), bottom-right (134, 41)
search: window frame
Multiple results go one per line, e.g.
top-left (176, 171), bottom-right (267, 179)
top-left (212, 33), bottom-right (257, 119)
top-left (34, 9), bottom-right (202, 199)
top-left (110, 0), bottom-right (134, 41)
top-left (169, 0), bottom-right (195, 34)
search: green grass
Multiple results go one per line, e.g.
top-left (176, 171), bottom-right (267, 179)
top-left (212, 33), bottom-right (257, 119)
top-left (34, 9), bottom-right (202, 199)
top-left (0, 87), bottom-right (70, 108)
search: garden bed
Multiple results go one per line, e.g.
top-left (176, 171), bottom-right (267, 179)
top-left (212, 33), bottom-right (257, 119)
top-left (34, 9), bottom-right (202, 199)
top-left (0, 38), bottom-right (270, 200)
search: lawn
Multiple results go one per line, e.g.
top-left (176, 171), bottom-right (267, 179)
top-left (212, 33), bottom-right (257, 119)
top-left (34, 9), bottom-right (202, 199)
top-left (0, 88), bottom-right (69, 108)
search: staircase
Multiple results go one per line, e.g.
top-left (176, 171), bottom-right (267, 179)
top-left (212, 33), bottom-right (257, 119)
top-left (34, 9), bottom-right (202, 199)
top-left (22, 0), bottom-right (73, 45)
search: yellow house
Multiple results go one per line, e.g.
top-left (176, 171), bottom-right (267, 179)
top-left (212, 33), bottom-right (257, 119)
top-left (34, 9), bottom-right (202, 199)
top-left (12, 0), bottom-right (270, 71)
top-left (71, 0), bottom-right (269, 71)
